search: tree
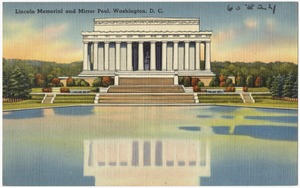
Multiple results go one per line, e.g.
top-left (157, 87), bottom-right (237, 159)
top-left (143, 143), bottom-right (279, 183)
top-left (3, 71), bottom-right (9, 99)
top-left (236, 75), bottom-right (245, 87)
top-left (28, 73), bottom-right (35, 88)
top-left (66, 77), bottom-right (75, 86)
top-left (254, 76), bottom-right (263, 87)
top-left (270, 74), bottom-right (284, 98)
top-left (246, 75), bottom-right (254, 87)
top-left (209, 74), bottom-right (220, 87)
top-left (93, 77), bottom-right (102, 87)
top-left (7, 67), bottom-right (31, 100)
top-left (34, 73), bottom-right (45, 87)
top-left (283, 73), bottom-right (295, 98)
top-left (266, 77), bottom-right (273, 89)
top-left (226, 78), bottom-right (233, 86)
top-left (292, 79), bottom-right (298, 98)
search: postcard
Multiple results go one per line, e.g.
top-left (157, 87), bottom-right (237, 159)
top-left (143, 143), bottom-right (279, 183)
top-left (2, 2), bottom-right (298, 186)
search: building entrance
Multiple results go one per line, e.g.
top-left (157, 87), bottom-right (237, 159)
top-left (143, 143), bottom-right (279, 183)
top-left (144, 42), bottom-right (150, 70)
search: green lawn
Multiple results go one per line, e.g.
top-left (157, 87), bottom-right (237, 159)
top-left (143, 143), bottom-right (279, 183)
top-left (199, 94), bottom-right (243, 103)
top-left (3, 92), bottom-right (297, 110)
top-left (54, 95), bottom-right (95, 104)
top-left (3, 100), bottom-right (83, 110)
top-left (247, 87), bottom-right (270, 92)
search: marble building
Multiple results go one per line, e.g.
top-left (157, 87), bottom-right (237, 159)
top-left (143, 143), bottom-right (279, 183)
top-left (79, 17), bottom-right (215, 85)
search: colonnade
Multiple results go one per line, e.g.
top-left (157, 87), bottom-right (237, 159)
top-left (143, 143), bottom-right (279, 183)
top-left (83, 40), bottom-right (211, 72)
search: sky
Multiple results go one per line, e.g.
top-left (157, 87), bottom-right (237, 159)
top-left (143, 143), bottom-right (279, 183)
top-left (2, 2), bottom-right (298, 64)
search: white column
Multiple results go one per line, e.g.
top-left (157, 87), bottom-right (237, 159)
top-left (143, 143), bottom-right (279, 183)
top-left (195, 42), bottom-right (200, 70)
top-left (173, 41), bottom-right (179, 70)
top-left (98, 43), bottom-right (104, 71)
top-left (138, 41), bottom-right (144, 71)
top-left (150, 41), bottom-right (156, 71)
top-left (205, 42), bottom-right (211, 70)
top-left (127, 42), bottom-right (132, 71)
top-left (104, 42), bottom-right (109, 70)
top-left (184, 41), bottom-right (190, 70)
top-left (83, 42), bottom-right (88, 71)
top-left (93, 42), bottom-right (98, 71)
top-left (115, 42), bottom-right (121, 71)
top-left (162, 41), bottom-right (167, 71)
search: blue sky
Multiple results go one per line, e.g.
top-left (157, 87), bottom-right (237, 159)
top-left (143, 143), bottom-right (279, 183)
top-left (3, 2), bottom-right (298, 63)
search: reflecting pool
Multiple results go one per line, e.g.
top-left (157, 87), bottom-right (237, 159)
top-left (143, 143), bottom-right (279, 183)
top-left (3, 106), bottom-right (298, 185)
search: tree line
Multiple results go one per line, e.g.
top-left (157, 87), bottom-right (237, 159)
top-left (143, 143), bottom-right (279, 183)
top-left (2, 58), bottom-right (298, 100)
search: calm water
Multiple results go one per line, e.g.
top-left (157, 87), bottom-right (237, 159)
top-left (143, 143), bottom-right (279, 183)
top-left (3, 106), bottom-right (298, 186)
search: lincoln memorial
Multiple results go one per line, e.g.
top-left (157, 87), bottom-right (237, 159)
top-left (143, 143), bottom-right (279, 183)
top-left (79, 17), bottom-right (215, 85)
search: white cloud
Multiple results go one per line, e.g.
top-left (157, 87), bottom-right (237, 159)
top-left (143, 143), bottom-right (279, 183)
top-left (245, 18), bottom-right (258, 29)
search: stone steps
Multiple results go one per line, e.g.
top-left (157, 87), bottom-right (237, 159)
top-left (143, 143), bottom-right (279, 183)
top-left (42, 94), bottom-right (54, 104)
top-left (241, 93), bottom-right (255, 103)
top-left (99, 94), bottom-right (195, 104)
top-left (108, 85), bottom-right (184, 93)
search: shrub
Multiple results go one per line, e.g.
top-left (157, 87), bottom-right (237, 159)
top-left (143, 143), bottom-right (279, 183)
top-left (191, 78), bottom-right (199, 87)
top-left (102, 76), bottom-right (113, 87)
top-left (209, 75), bottom-right (220, 87)
top-left (52, 78), bottom-right (60, 85)
top-left (93, 77), bottom-right (102, 87)
top-left (91, 87), bottom-right (99, 92)
top-left (183, 77), bottom-right (191, 87)
top-left (225, 86), bottom-right (235, 92)
top-left (60, 87), bottom-right (70, 93)
top-left (80, 80), bottom-right (90, 86)
top-left (243, 87), bottom-right (248, 92)
top-left (220, 81), bottom-right (227, 87)
top-left (42, 87), bottom-right (52, 92)
top-left (66, 77), bottom-right (75, 86)
top-left (197, 81), bottom-right (204, 87)
top-left (193, 85), bottom-right (200, 92)
top-left (178, 76), bottom-right (185, 85)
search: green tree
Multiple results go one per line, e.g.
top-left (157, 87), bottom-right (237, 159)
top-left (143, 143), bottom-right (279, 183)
top-left (270, 74), bottom-right (284, 98)
top-left (246, 75), bottom-right (254, 87)
top-left (236, 75), bottom-right (245, 87)
top-left (225, 78), bottom-right (233, 86)
top-left (93, 77), bottom-right (102, 87)
top-left (3, 71), bottom-right (9, 98)
top-left (292, 79), bottom-right (298, 98)
top-left (283, 73), bottom-right (295, 98)
top-left (7, 67), bottom-right (31, 99)
top-left (209, 74), bottom-right (220, 87)
top-left (266, 77), bottom-right (273, 89)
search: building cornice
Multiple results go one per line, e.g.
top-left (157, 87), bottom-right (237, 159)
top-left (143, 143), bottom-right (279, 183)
top-left (94, 17), bottom-right (200, 26)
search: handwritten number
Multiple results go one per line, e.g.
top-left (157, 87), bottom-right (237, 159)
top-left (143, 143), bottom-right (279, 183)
top-left (227, 5), bottom-right (233, 11)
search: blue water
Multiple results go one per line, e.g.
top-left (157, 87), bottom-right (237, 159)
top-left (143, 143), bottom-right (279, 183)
top-left (3, 106), bottom-right (298, 186)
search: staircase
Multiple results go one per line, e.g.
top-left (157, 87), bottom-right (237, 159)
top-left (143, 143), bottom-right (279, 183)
top-left (99, 93), bottom-right (195, 104)
top-left (99, 85), bottom-right (195, 104)
top-left (240, 93), bottom-right (255, 103)
top-left (108, 85), bottom-right (185, 93)
top-left (42, 94), bottom-right (55, 104)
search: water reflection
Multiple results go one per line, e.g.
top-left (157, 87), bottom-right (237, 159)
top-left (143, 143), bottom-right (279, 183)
top-left (178, 125), bottom-right (297, 141)
top-left (3, 109), bottom-right (44, 119)
top-left (83, 137), bottom-right (211, 186)
top-left (245, 116), bottom-right (297, 123)
top-left (211, 126), bottom-right (297, 141)
top-left (53, 106), bottom-right (94, 116)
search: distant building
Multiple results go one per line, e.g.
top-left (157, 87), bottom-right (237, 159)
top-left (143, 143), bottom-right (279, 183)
top-left (79, 18), bottom-right (215, 86)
